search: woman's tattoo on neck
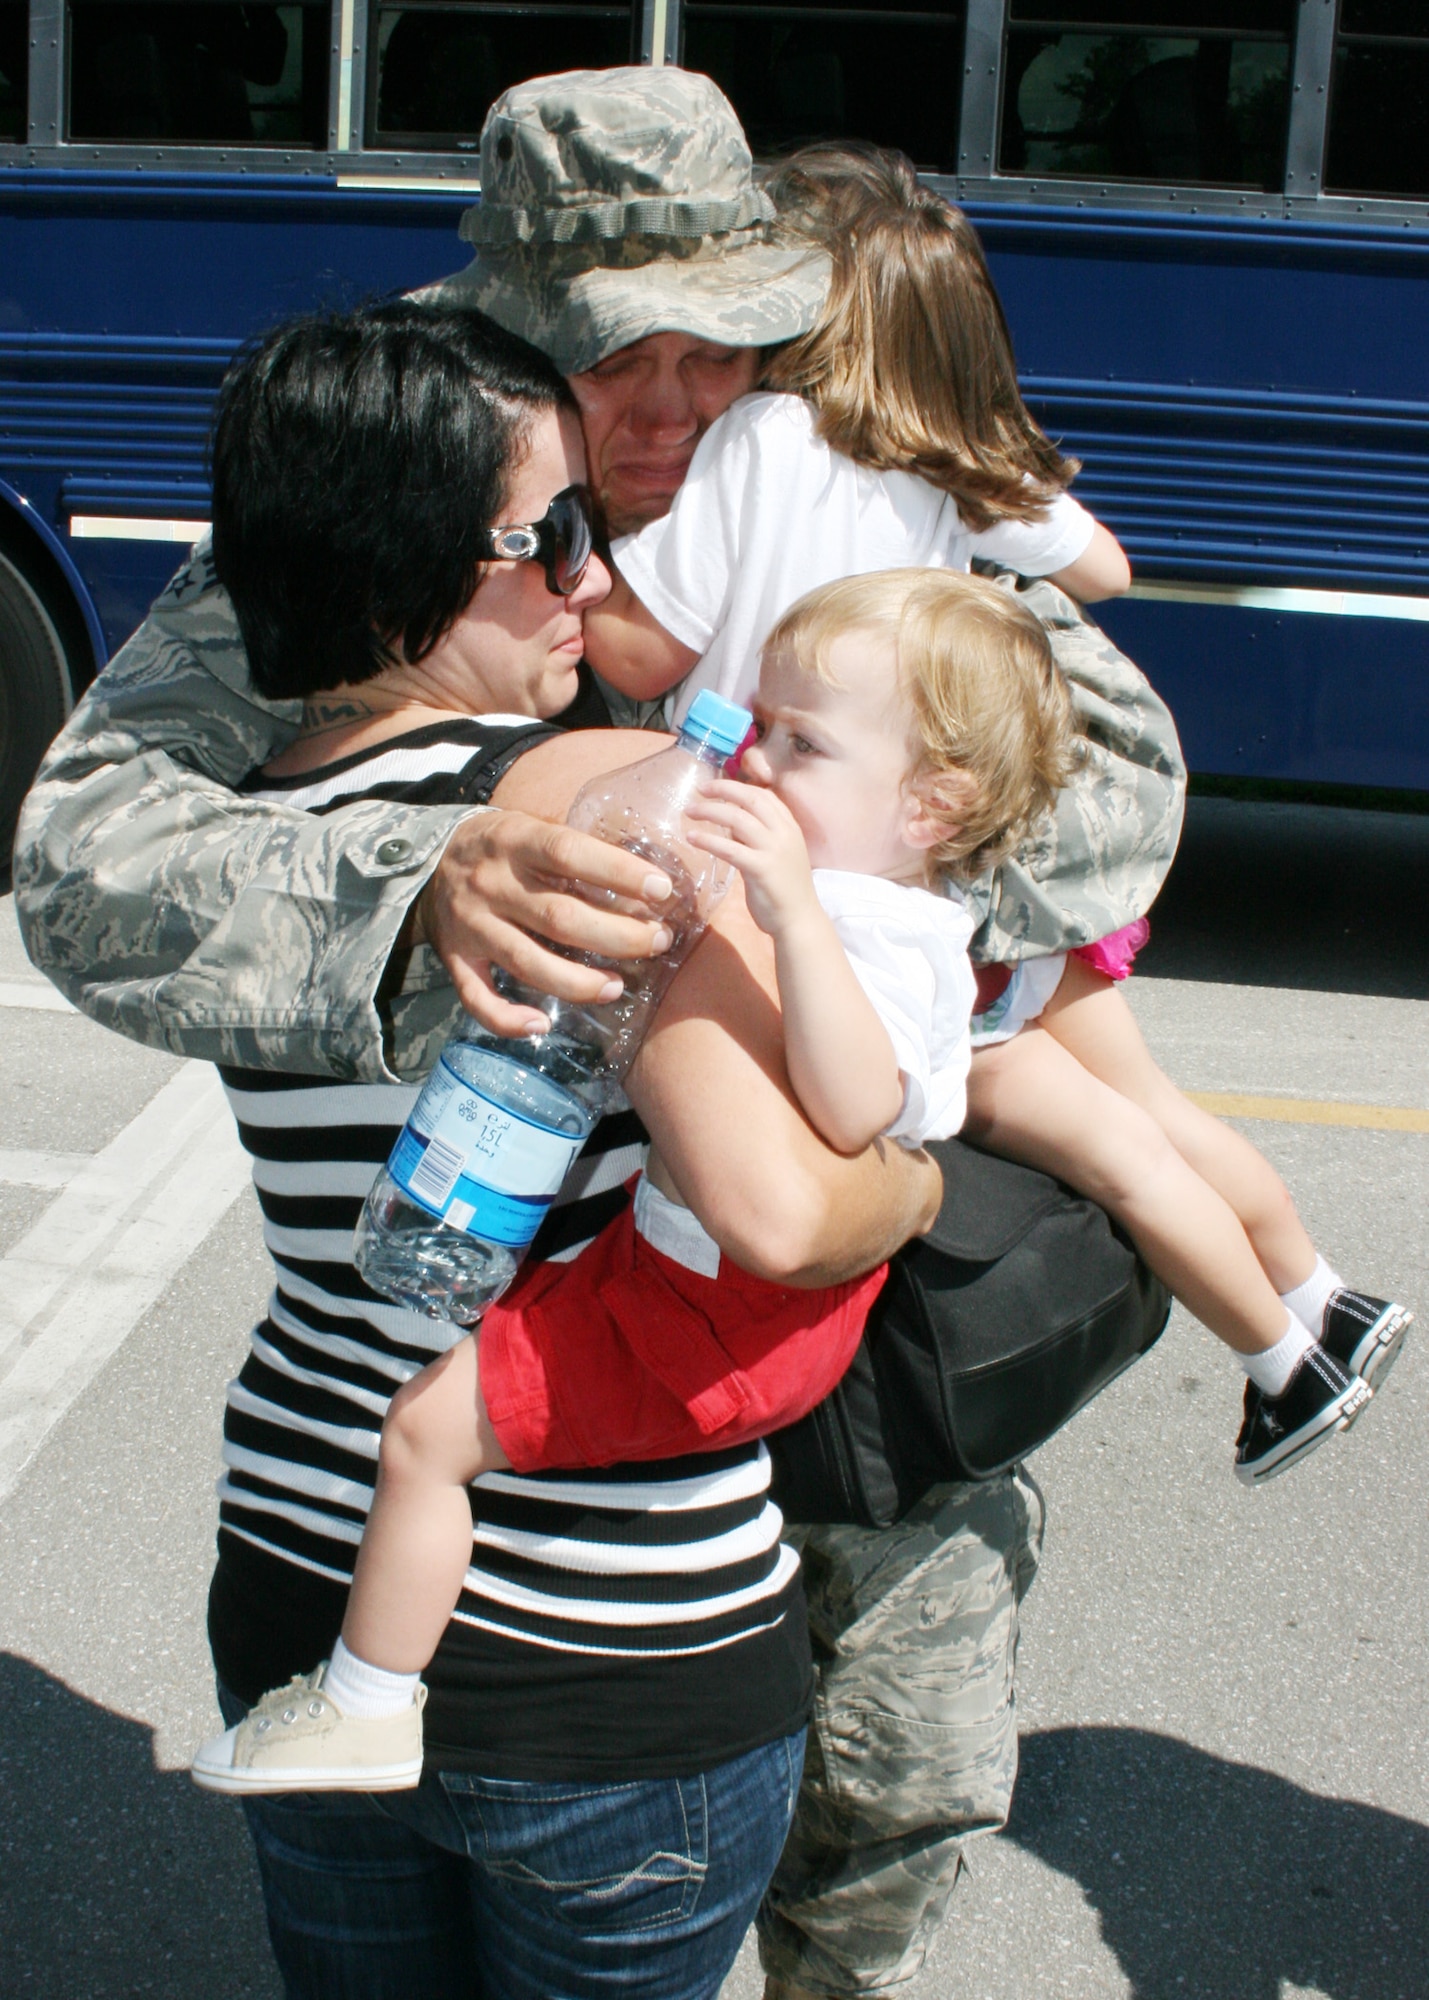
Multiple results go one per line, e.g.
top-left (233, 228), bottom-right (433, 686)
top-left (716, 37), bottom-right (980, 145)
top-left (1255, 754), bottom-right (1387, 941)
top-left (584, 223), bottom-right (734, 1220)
top-left (301, 695), bottom-right (379, 736)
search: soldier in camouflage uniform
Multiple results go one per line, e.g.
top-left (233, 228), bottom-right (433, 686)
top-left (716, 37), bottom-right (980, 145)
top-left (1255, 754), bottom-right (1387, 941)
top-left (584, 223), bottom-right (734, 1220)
top-left (15, 68), bottom-right (1183, 1999)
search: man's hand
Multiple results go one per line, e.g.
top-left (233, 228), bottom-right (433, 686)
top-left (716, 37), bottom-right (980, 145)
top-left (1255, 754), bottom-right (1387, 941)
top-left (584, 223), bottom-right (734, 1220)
top-left (409, 808), bottom-right (676, 1038)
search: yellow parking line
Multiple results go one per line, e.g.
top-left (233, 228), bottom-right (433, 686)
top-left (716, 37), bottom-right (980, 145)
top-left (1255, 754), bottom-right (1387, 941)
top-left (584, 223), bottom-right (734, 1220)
top-left (1187, 1092), bottom-right (1429, 1133)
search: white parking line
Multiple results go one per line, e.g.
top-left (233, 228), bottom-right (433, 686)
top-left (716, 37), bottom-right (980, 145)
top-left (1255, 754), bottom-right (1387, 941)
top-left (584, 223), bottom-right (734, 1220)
top-left (0, 1063), bottom-right (251, 1503)
top-left (0, 979), bottom-right (75, 1013)
top-left (0, 1149), bottom-right (92, 1189)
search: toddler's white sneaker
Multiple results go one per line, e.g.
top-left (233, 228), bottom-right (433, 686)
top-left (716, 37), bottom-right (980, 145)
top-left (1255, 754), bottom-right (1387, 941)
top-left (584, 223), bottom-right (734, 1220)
top-left (190, 1665), bottom-right (425, 1795)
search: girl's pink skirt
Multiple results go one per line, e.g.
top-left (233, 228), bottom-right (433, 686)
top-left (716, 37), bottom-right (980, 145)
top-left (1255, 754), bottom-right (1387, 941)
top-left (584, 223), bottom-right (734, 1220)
top-left (1071, 916), bottom-right (1150, 982)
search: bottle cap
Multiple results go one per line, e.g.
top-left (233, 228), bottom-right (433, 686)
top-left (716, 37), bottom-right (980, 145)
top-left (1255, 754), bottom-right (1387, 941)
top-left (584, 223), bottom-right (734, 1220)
top-left (680, 690), bottom-right (753, 758)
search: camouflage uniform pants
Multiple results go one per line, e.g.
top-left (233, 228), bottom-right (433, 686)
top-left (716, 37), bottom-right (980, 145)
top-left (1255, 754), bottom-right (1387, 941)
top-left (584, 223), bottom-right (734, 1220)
top-left (757, 1470), bottom-right (1045, 1996)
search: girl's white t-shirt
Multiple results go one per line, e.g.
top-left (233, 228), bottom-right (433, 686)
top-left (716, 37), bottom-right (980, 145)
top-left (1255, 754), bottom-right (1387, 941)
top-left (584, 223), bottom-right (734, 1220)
top-left (812, 869), bottom-right (977, 1146)
top-left (631, 870), bottom-right (977, 1283)
top-left (612, 391), bottom-right (1095, 723)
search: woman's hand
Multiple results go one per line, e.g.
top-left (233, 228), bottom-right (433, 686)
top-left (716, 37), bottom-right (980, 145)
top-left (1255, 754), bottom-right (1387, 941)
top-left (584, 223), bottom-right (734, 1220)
top-left (685, 779), bottom-right (820, 939)
top-left (409, 808), bottom-right (676, 1037)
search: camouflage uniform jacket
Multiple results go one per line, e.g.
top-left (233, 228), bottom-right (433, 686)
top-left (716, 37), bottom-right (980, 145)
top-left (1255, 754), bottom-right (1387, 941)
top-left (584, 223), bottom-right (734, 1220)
top-left (15, 546), bottom-right (1184, 1083)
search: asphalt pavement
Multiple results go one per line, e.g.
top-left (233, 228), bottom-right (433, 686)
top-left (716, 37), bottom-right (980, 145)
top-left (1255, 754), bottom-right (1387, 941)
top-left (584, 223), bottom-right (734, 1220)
top-left (2, 795), bottom-right (1426, 2000)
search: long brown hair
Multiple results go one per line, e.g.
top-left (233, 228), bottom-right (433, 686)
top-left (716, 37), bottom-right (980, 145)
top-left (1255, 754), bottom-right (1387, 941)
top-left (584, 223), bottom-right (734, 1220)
top-left (762, 144), bottom-right (1077, 531)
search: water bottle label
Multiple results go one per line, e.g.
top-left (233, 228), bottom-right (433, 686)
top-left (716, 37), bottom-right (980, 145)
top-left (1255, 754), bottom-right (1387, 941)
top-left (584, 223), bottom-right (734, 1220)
top-left (387, 1054), bottom-right (584, 1248)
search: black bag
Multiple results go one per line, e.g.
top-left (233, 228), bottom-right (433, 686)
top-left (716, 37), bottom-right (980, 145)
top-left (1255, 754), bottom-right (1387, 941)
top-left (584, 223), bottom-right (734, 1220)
top-left (768, 1139), bottom-right (1171, 1528)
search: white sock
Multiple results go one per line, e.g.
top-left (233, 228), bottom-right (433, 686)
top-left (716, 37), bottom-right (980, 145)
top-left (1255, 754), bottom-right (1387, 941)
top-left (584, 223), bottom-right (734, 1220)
top-left (323, 1637), bottom-right (421, 1719)
top-left (1241, 1311), bottom-right (1316, 1397)
top-left (1280, 1255), bottom-right (1342, 1340)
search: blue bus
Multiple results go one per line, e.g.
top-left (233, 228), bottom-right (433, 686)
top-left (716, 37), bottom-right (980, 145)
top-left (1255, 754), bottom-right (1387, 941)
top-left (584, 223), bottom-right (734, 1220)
top-left (2, 1), bottom-right (1427, 860)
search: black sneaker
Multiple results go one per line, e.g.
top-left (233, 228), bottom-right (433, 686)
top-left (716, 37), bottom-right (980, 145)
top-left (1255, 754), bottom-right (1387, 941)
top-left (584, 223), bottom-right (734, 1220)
top-left (1234, 1345), bottom-right (1372, 1487)
top-left (1318, 1290), bottom-right (1413, 1393)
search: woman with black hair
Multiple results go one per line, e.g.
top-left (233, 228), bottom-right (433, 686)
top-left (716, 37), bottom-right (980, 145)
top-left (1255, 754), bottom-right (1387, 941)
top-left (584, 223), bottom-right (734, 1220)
top-left (180, 298), bottom-right (914, 2000)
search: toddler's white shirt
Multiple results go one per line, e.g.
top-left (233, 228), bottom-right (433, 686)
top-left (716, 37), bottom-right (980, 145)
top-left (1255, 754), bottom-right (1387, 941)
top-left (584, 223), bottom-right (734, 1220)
top-left (612, 391), bottom-right (1095, 723)
top-left (812, 870), bottom-right (977, 1146)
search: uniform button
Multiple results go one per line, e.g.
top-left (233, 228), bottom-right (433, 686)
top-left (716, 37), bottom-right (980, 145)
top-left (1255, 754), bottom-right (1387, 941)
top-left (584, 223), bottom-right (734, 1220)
top-left (376, 837), bottom-right (414, 865)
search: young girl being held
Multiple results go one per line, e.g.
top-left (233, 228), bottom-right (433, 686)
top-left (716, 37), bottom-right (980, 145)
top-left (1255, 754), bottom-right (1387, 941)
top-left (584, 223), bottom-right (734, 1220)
top-left (581, 138), bottom-right (1151, 1008)
top-left (582, 139), bottom-right (1131, 721)
top-left (689, 572), bottom-right (1410, 1489)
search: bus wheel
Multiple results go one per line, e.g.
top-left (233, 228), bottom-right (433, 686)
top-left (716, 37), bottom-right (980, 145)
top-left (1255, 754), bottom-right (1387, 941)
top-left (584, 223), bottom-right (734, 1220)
top-left (0, 548), bottom-right (76, 891)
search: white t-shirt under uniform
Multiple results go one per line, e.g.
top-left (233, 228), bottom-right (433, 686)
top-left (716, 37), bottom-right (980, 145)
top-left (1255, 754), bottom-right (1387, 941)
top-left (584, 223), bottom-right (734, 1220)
top-left (612, 391), bottom-right (1096, 723)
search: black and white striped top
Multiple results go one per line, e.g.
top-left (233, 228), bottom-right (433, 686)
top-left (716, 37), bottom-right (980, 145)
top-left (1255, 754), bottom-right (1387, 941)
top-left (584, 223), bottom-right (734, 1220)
top-left (207, 711), bottom-right (812, 1780)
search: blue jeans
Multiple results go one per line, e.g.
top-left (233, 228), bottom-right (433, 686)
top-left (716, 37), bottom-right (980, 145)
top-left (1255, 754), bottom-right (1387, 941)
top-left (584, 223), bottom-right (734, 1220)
top-left (218, 1687), bottom-right (804, 2000)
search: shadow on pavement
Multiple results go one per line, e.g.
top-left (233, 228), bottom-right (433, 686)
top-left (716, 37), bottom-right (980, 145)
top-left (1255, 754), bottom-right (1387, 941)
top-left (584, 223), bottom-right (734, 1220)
top-left (0, 1653), bottom-right (278, 1998)
top-left (1139, 798), bottom-right (1429, 999)
top-left (1006, 1724), bottom-right (1428, 2000)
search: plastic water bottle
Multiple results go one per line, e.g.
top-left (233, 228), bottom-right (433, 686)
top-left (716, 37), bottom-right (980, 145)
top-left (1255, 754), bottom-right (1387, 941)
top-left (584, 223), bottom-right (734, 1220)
top-left (353, 690), bottom-right (752, 1323)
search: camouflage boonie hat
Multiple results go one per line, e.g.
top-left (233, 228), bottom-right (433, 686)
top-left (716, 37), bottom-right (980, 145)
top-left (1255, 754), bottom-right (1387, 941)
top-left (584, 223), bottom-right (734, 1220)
top-left (427, 67), bottom-right (830, 375)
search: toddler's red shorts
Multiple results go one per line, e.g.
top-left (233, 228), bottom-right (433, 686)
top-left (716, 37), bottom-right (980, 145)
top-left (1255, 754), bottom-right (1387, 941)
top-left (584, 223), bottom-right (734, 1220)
top-left (479, 1197), bottom-right (887, 1474)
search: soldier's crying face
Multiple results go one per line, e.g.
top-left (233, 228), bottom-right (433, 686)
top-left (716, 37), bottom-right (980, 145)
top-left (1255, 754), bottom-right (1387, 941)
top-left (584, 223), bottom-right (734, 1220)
top-left (569, 333), bottom-right (761, 536)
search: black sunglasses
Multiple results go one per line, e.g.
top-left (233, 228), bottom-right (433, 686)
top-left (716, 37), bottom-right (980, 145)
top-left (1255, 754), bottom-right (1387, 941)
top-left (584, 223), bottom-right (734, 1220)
top-left (478, 484), bottom-right (594, 597)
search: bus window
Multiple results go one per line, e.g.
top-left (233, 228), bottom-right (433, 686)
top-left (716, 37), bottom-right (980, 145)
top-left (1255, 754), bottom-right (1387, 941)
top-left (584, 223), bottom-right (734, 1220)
top-left (68, 0), bottom-right (331, 146)
top-left (1325, 1), bottom-right (1429, 200)
top-left (1000, 1), bottom-right (1294, 189)
top-left (370, 3), bottom-right (639, 150)
top-left (682, 0), bottom-right (966, 170)
top-left (0, 0), bottom-right (25, 141)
